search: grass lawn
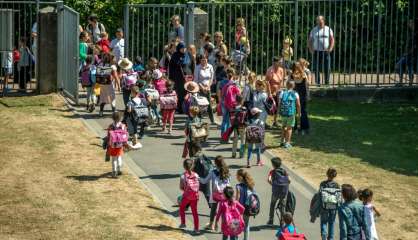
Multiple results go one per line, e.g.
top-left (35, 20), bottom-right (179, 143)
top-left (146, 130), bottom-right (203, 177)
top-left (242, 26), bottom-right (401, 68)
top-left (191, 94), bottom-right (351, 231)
top-left (0, 95), bottom-right (188, 240)
top-left (266, 100), bottom-right (418, 239)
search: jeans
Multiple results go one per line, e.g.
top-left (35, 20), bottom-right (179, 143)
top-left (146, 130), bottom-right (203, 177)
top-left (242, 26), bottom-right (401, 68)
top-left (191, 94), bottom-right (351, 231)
top-left (396, 55), bottom-right (416, 85)
top-left (320, 209), bottom-right (337, 240)
top-left (111, 156), bottom-right (122, 174)
top-left (232, 127), bottom-right (245, 157)
top-left (295, 100), bottom-right (309, 131)
top-left (313, 51), bottom-right (331, 85)
top-left (243, 214), bottom-right (250, 240)
top-left (150, 102), bottom-right (161, 124)
top-left (247, 143), bottom-right (261, 165)
top-left (179, 197), bottom-right (199, 231)
top-left (18, 66), bottom-right (31, 90)
top-left (220, 104), bottom-right (230, 135)
top-left (222, 235), bottom-right (238, 240)
top-left (269, 191), bottom-right (286, 222)
top-left (122, 88), bottom-right (131, 106)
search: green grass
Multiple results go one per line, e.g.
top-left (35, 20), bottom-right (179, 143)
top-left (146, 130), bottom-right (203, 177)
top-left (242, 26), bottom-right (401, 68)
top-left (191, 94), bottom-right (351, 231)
top-left (267, 100), bottom-right (418, 176)
top-left (0, 95), bottom-right (53, 108)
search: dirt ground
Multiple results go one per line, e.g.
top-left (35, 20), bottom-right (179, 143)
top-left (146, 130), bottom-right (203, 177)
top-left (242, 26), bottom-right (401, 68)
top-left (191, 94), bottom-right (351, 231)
top-left (0, 95), bottom-right (189, 240)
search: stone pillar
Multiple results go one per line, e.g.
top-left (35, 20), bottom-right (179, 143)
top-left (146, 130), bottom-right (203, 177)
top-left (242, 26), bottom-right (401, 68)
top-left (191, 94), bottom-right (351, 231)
top-left (185, 3), bottom-right (208, 48)
top-left (0, 9), bottom-right (14, 52)
top-left (38, 7), bottom-right (58, 94)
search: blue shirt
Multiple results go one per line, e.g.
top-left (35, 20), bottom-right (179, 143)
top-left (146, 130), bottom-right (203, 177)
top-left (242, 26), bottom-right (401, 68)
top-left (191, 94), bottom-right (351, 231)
top-left (275, 224), bottom-right (297, 237)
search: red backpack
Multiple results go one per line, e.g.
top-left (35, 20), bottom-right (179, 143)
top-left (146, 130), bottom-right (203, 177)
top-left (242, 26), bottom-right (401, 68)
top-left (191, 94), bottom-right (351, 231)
top-left (183, 172), bottom-right (199, 201)
top-left (222, 82), bottom-right (240, 111)
top-left (278, 226), bottom-right (306, 240)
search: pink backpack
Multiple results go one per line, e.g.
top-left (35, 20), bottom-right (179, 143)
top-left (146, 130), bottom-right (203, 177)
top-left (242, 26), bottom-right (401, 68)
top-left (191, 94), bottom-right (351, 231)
top-left (183, 172), bottom-right (199, 201)
top-left (154, 78), bottom-right (167, 95)
top-left (222, 201), bottom-right (245, 236)
top-left (109, 129), bottom-right (128, 148)
top-left (160, 92), bottom-right (177, 110)
top-left (222, 82), bottom-right (240, 111)
top-left (122, 72), bottom-right (138, 90)
top-left (80, 65), bottom-right (92, 87)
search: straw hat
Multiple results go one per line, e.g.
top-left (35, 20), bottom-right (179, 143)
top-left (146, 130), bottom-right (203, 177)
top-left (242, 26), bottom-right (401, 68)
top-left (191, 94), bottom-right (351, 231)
top-left (250, 107), bottom-right (262, 115)
top-left (184, 81), bottom-right (199, 93)
top-left (118, 58), bottom-right (133, 70)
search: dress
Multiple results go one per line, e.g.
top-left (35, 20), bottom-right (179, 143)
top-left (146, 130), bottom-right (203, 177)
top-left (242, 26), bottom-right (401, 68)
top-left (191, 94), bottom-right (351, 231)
top-left (99, 64), bottom-right (117, 104)
top-left (169, 48), bottom-right (193, 113)
top-left (294, 77), bottom-right (310, 131)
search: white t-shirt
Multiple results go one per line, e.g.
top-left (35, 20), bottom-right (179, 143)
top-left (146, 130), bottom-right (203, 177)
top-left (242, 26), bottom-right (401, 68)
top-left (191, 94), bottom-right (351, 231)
top-left (110, 38), bottom-right (125, 62)
top-left (194, 64), bottom-right (214, 87)
top-left (309, 26), bottom-right (334, 51)
top-left (1, 52), bottom-right (13, 69)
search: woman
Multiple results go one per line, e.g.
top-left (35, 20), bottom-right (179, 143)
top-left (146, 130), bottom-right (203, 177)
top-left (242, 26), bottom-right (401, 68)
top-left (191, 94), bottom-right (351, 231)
top-left (250, 80), bottom-right (269, 126)
top-left (338, 184), bottom-right (370, 240)
top-left (194, 54), bottom-right (215, 124)
top-left (214, 31), bottom-right (228, 56)
top-left (169, 42), bottom-right (193, 113)
top-left (98, 53), bottom-right (119, 116)
top-left (291, 62), bottom-right (310, 134)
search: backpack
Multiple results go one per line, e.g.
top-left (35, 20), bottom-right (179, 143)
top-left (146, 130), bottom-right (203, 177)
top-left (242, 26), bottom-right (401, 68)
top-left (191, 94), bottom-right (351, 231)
top-left (222, 82), bottom-right (240, 111)
top-left (80, 65), bottom-right (92, 87)
top-left (212, 170), bottom-right (230, 202)
top-left (285, 191), bottom-right (296, 215)
top-left (279, 90), bottom-right (297, 117)
top-left (189, 122), bottom-right (209, 143)
top-left (159, 92), bottom-right (177, 110)
top-left (193, 154), bottom-right (213, 178)
top-left (245, 124), bottom-right (264, 144)
top-left (320, 187), bottom-right (341, 210)
top-left (122, 72), bottom-right (138, 90)
top-left (264, 96), bottom-right (277, 115)
top-left (132, 98), bottom-right (149, 122)
top-left (222, 201), bottom-right (245, 236)
top-left (88, 22), bottom-right (104, 35)
top-left (153, 78), bottom-right (167, 95)
top-left (145, 88), bottom-right (160, 101)
top-left (193, 95), bottom-right (209, 114)
top-left (108, 126), bottom-right (128, 148)
top-left (278, 226), bottom-right (306, 240)
top-left (244, 188), bottom-right (261, 217)
top-left (183, 171), bottom-right (200, 201)
top-left (272, 169), bottom-right (290, 198)
top-left (230, 108), bottom-right (247, 128)
top-left (96, 65), bottom-right (113, 85)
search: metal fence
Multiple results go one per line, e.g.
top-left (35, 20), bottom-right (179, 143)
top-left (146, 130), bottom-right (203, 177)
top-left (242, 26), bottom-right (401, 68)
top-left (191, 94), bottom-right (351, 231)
top-left (124, 0), bottom-right (418, 87)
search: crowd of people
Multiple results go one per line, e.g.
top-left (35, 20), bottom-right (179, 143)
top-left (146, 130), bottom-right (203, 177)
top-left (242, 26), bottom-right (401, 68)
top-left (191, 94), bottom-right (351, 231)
top-left (77, 13), bottom-right (381, 240)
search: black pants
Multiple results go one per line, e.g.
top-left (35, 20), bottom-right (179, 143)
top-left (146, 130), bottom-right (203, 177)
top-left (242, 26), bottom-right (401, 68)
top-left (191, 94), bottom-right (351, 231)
top-left (269, 191), bottom-right (286, 222)
top-left (295, 99), bottom-right (310, 131)
top-left (313, 51), bottom-right (331, 85)
top-left (209, 202), bottom-right (219, 223)
top-left (19, 66), bottom-right (31, 90)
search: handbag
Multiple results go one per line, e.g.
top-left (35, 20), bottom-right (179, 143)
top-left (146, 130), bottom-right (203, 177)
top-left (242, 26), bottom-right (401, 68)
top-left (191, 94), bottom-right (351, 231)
top-left (190, 123), bottom-right (209, 142)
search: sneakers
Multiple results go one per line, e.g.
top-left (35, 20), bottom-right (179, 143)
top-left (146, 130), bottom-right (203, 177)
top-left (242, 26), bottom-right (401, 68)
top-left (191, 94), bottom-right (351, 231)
top-left (192, 230), bottom-right (201, 235)
top-left (284, 143), bottom-right (292, 149)
top-left (178, 224), bottom-right (186, 229)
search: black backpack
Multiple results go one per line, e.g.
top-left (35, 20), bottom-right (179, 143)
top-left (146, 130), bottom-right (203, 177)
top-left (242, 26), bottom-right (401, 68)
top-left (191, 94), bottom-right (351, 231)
top-left (271, 168), bottom-right (290, 198)
top-left (193, 154), bottom-right (213, 178)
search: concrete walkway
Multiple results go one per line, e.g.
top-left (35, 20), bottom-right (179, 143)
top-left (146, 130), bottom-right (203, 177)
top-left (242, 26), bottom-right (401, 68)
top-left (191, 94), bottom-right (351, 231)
top-left (75, 93), bottom-right (321, 240)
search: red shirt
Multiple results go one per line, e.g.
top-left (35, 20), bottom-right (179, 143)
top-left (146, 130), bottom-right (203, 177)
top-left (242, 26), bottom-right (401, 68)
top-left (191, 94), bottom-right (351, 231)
top-left (97, 39), bottom-right (111, 53)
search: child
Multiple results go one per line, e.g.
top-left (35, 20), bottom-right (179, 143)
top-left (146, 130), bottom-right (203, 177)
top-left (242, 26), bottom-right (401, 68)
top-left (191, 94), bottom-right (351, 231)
top-left (107, 112), bottom-right (129, 178)
top-left (152, 69), bottom-right (167, 95)
top-left (119, 58), bottom-right (138, 106)
top-left (160, 80), bottom-right (178, 133)
top-left (267, 157), bottom-right (290, 225)
top-left (215, 186), bottom-right (245, 240)
top-left (1, 51), bottom-right (13, 93)
top-left (127, 86), bottom-right (149, 141)
top-left (319, 168), bottom-right (340, 240)
top-left (246, 108), bottom-right (265, 167)
top-left (358, 189), bottom-right (380, 240)
top-left (230, 95), bottom-right (247, 159)
top-left (200, 155), bottom-right (231, 231)
top-left (281, 37), bottom-right (293, 70)
top-left (17, 37), bottom-right (32, 91)
top-left (182, 106), bottom-right (202, 158)
top-left (277, 80), bottom-right (301, 149)
top-left (80, 55), bottom-right (96, 112)
top-left (235, 169), bottom-right (255, 240)
top-left (275, 212), bottom-right (299, 239)
top-left (79, 32), bottom-right (88, 68)
top-left (133, 56), bottom-right (145, 73)
top-left (178, 158), bottom-right (200, 235)
top-left (97, 32), bottom-right (111, 53)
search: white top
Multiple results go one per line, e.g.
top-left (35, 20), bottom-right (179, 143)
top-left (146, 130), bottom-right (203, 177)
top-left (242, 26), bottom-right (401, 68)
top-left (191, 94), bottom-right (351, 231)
top-left (365, 203), bottom-right (379, 240)
top-left (309, 26), bottom-right (334, 51)
top-left (87, 23), bottom-right (106, 43)
top-left (199, 169), bottom-right (231, 203)
top-left (1, 52), bottom-right (13, 69)
top-left (110, 38), bottom-right (125, 62)
top-left (194, 64), bottom-right (214, 87)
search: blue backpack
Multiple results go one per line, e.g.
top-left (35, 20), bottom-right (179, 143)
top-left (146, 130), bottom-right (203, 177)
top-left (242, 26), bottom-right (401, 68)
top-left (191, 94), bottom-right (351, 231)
top-left (244, 188), bottom-right (261, 217)
top-left (279, 90), bottom-right (297, 117)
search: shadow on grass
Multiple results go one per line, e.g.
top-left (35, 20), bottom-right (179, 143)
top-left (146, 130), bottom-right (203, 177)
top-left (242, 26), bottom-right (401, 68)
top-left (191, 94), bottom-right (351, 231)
top-left (66, 172), bottom-right (113, 181)
top-left (267, 101), bottom-right (418, 176)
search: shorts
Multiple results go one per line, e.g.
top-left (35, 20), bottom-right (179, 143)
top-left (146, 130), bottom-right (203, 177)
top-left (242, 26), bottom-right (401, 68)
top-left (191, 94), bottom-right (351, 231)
top-left (281, 115), bottom-right (295, 127)
top-left (2, 67), bottom-right (12, 76)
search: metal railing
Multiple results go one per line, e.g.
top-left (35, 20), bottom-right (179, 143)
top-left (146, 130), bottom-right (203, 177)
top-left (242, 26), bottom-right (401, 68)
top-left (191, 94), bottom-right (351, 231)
top-left (124, 0), bottom-right (418, 87)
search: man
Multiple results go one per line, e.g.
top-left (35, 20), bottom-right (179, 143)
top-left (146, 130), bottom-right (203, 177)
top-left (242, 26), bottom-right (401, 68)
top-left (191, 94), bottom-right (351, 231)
top-left (169, 15), bottom-right (184, 42)
top-left (110, 28), bottom-right (125, 63)
top-left (265, 56), bottom-right (286, 126)
top-left (396, 18), bottom-right (418, 86)
top-left (86, 14), bottom-right (106, 43)
top-left (308, 15), bottom-right (334, 85)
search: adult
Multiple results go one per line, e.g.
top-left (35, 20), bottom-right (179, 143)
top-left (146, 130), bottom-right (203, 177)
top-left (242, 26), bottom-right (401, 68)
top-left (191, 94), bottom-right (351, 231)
top-left (214, 31), bottom-right (228, 56)
top-left (194, 54), bottom-right (215, 124)
top-left (291, 62), bottom-right (310, 134)
top-left (169, 15), bottom-right (184, 42)
top-left (397, 18), bottom-right (418, 86)
top-left (86, 14), bottom-right (106, 43)
top-left (98, 53), bottom-right (118, 116)
top-left (110, 28), bottom-right (125, 63)
top-left (31, 22), bottom-right (37, 64)
top-left (308, 15), bottom-right (334, 85)
top-left (338, 184), bottom-right (370, 240)
top-left (265, 56), bottom-right (286, 126)
top-left (169, 42), bottom-right (193, 113)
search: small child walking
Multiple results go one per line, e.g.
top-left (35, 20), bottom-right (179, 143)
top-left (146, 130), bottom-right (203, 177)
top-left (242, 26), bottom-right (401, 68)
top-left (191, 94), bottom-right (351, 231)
top-left (127, 86), bottom-right (149, 141)
top-left (107, 112), bottom-right (129, 178)
top-left (359, 189), bottom-right (380, 240)
top-left (267, 157), bottom-right (290, 225)
top-left (281, 37), bottom-right (293, 70)
top-left (230, 95), bottom-right (247, 159)
top-left (80, 55), bottom-right (96, 112)
top-left (182, 106), bottom-right (201, 158)
top-left (215, 186), bottom-right (245, 240)
top-left (277, 80), bottom-right (301, 149)
top-left (179, 158), bottom-right (201, 235)
top-left (160, 81), bottom-right (178, 133)
top-left (246, 107), bottom-right (265, 167)
top-left (319, 168), bottom-right (340, 240)
top-left (235, 169), bottom-right (255, 240)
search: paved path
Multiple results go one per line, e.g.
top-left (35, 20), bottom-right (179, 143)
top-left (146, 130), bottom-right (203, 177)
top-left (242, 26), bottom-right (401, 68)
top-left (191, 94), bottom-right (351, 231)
top-left (76, 93), bottom-right (321, 240)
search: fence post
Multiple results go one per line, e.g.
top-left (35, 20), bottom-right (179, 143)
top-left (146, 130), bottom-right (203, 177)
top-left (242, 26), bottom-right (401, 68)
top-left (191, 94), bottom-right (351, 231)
top-left (186, 2), bottom-right (195, 46)
top-left (210, 0), bottom-right (215, 39)
top-left (294, 0), bottom-right (299, 60)
top-left (376, 13), bottom-right (382, 87)
top-left (124, 4), bottom-right (129, 59)
top-left (56, 0), bottom-right (64, 91)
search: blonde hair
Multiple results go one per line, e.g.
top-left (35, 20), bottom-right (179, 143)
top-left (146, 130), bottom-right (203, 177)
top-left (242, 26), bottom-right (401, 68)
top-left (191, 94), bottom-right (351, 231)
top-left (189, 106), bottom-right (200, 117)
top-left (236, 17), bottom-right (245, 27)
top-left (214, 31), bottom-right (223, 39)
top-left (248, 72), bottom-right (257, 85)
top-left (99, 32), bottom-right (108, 38)
top-left (298, 58), bottom-right (310, 68)
top-left (255, 79), bottom-right (266, 90)
top-left (237, 169), bottom-right (255, 191)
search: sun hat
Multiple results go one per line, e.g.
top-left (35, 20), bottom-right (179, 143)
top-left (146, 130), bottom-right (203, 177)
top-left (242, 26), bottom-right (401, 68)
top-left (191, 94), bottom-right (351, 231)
top-left (152, 69), bottom-right (163, 80)
top-left (118, 58), bottom-right (133, 70)
top-left (184, 81), bottom-right (199, 93)
top-left (250, 107), bottom-right (262, 115)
